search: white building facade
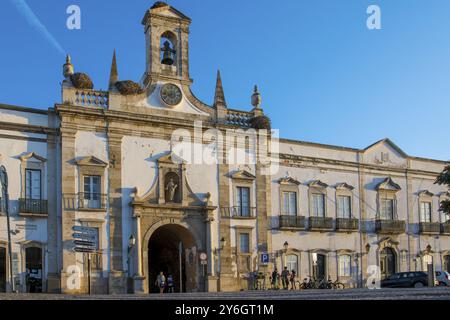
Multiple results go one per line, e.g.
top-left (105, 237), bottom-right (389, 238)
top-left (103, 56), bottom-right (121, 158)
top-left (0, 2), bottom-right (449, 294)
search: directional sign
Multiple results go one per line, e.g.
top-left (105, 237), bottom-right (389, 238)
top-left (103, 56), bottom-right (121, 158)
top-left (73, 233), bottom-right (97, 241)
top-left (74, 240), bottom-right (95, 246)
top-left (74, 247), bottom-right (96, 253)
top-left (73, 226), bottom-right (97, 234)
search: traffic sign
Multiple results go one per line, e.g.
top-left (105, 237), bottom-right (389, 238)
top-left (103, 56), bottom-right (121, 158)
top-left (200, 260), bottom-right (207, 265)
top-left (261, 253), bottom-right (270, 265)
top-left (199, 252), bottom-right (207, 261)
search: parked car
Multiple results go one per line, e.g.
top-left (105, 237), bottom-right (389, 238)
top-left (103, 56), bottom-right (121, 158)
top-left (435, 271), bottom-right (450, 286)
top-left (381, 272), bottom-right (428, 288)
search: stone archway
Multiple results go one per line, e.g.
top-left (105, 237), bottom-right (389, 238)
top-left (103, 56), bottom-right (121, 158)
top-left (143, 222), bottom-right (202, 293)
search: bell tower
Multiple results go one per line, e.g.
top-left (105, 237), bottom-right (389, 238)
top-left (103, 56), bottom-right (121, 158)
top-left (141, 2), bottom-right (192, 86)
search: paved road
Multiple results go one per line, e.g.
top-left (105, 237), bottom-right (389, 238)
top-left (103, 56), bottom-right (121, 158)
top-left (0, 287), bottom-right (450, 300)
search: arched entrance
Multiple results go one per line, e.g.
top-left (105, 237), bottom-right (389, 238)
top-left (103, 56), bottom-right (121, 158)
top-left (147, 224), bottom-right (198, 293)
top-left (380, 247), bottom-right (396, 279)
top-left (0, 247), bottom-right (6, 292)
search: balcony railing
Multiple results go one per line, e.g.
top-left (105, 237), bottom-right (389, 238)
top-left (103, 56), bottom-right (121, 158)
top-left (279, 215), bottom-right (306, 230)
top-left (375, 219), bottom-right (406, 234)
top-left (19, 198), bottom-right (48, 215)
top-left (419, 222), bottom-right (441, 234)
top-left (63, 193), bottom-right (107, 211)
top-left (308, 216), bottom-right (334, 231)
top-left (336, 218), bottom-right (359, 232)
top-left (220, 206), bottom-right (256, 219)
top-left (441, 222), bottom-right (450, 235)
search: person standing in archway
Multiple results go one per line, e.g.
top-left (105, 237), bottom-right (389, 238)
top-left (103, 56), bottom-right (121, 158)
top-left (155, 271), bottom-right (166, 294)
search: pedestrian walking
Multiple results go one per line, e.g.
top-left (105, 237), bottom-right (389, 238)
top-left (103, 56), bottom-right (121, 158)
top-left (290, 270), bottom-right (297, 290)
top-left (271, 268), bottom-right (279, 290)
top-left (167, 274), bottom-right (174, 293)
top-left (281, 267), bottom-right (289, 290)
top-left (155, 271), bottom-right (166, 294)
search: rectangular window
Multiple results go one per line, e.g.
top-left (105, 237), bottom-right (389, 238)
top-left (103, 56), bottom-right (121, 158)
top-left (312, 194), bottom-right (325, 217)
top-left (236, 187), bottom-right (250, 217)
top-left (338, 195), bottom-right (351, 218)
top-left (282, 192), bottom-right (297, 216)
top-left (239, 233), bottom-right (250, 254)
top-left (339, 255), bottom-right (351, 277)
top-left (25, 169), bottom-right (41, 200)
top-left (420, 202), bottom-right (432, 223)
top-left (380, 199), bottom-right (394, 220)
top-left (83, 176), bottom-right (101, 209)
top-left (286, 254), bottom-right (298, 275)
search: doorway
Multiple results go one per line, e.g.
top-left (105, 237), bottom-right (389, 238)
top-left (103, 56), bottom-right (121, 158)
top-left (25, 247), bottom-right (43, 293)
top-left (380, 247), bottom-right (396, 279)
top-left (148, 224), bottom-right (197, 293)
top-left (0, 247), bottom-right (6, 292)
top-left (313, 254), bottom-right (326, 280)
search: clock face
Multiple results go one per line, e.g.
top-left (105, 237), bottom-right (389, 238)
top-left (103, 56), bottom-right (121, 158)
top-left (160, 83), bottom-right (182, 106)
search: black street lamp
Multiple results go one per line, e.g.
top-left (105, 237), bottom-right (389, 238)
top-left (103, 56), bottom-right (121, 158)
top-left (0, 166), bottom-right (14, 293)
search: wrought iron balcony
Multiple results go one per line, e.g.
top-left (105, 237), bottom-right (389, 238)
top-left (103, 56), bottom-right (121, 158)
top-left (278, 215), bottom-right (306, 230)
top-left (419, 222), bottom-right (441, 235)
top-left (63, 193), bottom-right (107, 211)
top-left (19, 198), bottom-right (48, 215)
top-left (375, 219), bottom-right (406, 234)
top-left (441, 222), bottom-right (450, 235)
top-left (308, 216), bottom-right (334, 232)
top-left (336, 218), bottom-right (359, 232)
top-left (220, 206), bottom-right (256, 219)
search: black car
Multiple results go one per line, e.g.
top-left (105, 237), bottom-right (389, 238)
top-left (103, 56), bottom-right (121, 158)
top-left (381, 272), bottom-right (428, 288)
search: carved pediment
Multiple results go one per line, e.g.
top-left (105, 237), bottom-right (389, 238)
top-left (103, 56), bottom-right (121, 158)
top-left (158, 152), bottom-right (186, 165)
top-left (334, 182), bottom-right (354, 191)
top-left (229, 170), bottom-right (256, 181)
top-left (377, 236), bottom-right (399, 247)
top-left (75, 156), bottom-right (108, 167)
top-left (20, 152), bottom-right (46, 163)
top-left (278, 176), bottom-right (301, 185)
top-left (418, 190), bottom-right (434, 197)
top-left (376, 177), bottom-right (401, 191)
top-left (308, 180), bottom-right (328, 189)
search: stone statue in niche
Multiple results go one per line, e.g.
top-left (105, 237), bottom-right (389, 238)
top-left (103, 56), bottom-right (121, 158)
top-left (165, 177), bottom-right (178, 202)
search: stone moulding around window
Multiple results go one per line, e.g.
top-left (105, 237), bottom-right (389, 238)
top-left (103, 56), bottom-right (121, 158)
top-left (308, 180), bottom-right (328, 219)
top-left (376, 177), bottom-right (401, 220)
top-left (278, 176), bottom-right (301, 216)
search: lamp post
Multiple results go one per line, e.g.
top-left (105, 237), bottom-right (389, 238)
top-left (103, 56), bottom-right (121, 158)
top-left (217, 237), bottom-right (226, 292)
top-left (283, 241), bottom-right (289, 268)
top-left (0, 166), bottom-right (14, 293)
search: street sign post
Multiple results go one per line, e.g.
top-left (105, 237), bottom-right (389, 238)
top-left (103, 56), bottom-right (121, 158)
top-left (72, 226), bottom-right (98, 295)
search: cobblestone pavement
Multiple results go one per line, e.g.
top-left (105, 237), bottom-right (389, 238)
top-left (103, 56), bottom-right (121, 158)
top-left (0, 287), bottom-right (450, 300)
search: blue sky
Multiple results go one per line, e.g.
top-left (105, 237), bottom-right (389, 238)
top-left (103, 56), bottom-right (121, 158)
top-left (1, 0), bottom-right (449, 161)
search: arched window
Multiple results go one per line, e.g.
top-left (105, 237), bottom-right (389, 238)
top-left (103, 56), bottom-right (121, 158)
top-left (338, 255), bottom-right (352, 277)
top-left (286, 254), bottom-right (298, 275)
top-left (160, 31), bottom-right (177, 66)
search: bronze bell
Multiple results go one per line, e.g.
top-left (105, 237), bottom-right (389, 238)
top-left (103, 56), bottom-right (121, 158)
top-left (161, 41), bottom-right (175, 65)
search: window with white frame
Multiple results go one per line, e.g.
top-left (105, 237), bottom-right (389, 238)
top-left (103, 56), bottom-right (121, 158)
top-left (337, 195), bottom-right (351, 218)
top-left (282, 192), bottom-right (297, 216)
top-left (83, 176), bottom-right (101, 209)
top-left (25, 169), bottom-right (41, 200)
top-left (338, 255), bottom-right (352, 277)
top-left (236, 186), bottom-right (250, 217)
top-left (286, 254), bottom-right (298, 274)
top-left (312, 193), bottom-right (325, 217)
top-left (420, 202), bottom-right (432, 223)
top-left (380, 198), bottom-right (395, 220)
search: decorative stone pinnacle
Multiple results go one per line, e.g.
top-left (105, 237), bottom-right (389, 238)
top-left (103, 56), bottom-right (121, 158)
top-left (109, 49), bottom-right (119, 89)
top-left (214, 70), bottom-right (227, 108)
top-left (251, 84), bottom-right (262, 109)
top-left (63, 54), bottom-right (74, 78)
